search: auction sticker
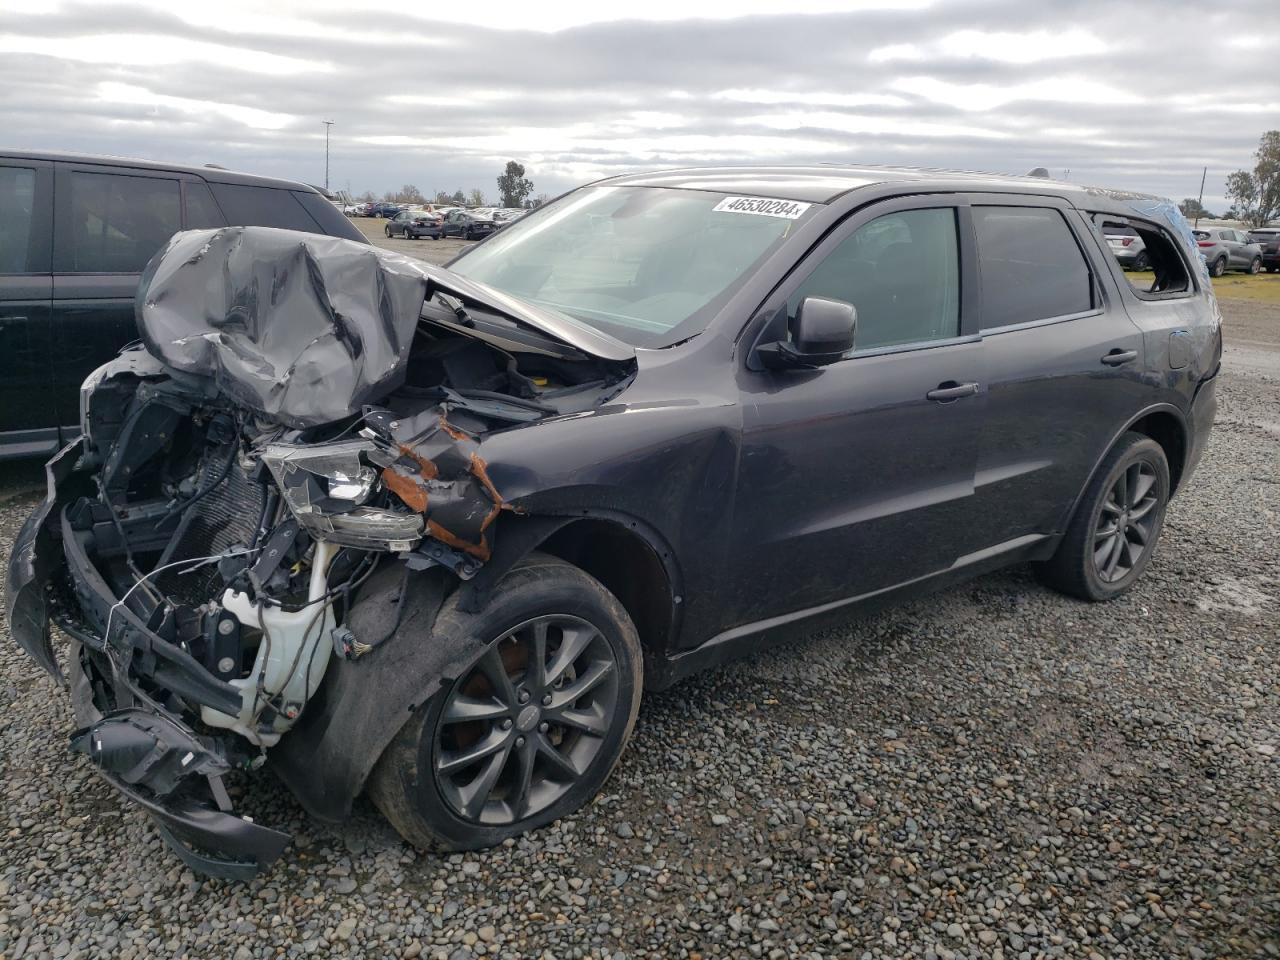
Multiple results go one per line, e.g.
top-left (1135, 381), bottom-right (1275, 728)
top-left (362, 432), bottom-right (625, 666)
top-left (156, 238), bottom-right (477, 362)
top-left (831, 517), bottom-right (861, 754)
top-left (713, 196), bottom-right (811, 219)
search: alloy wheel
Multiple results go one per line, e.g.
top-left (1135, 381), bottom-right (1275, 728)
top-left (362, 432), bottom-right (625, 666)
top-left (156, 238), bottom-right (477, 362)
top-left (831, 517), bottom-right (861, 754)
top-left (1093, 461), bottom-right (1160, 583)
top-left (433, 615), bottom-right (620, 825)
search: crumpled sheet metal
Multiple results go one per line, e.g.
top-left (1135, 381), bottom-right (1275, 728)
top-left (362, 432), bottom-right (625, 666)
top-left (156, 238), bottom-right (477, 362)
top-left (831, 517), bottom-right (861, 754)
top-left (136, 227), bottom-right (429, 428)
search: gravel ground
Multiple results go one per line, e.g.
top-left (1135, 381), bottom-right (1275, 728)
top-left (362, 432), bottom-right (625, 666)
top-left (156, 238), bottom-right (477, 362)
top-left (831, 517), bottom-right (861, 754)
top-left (0, 297), bottom-right (1276, 960)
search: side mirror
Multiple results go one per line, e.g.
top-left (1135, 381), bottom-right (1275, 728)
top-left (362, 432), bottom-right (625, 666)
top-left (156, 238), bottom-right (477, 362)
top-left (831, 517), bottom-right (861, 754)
top-left (758, 296), bottom-right (856, 369)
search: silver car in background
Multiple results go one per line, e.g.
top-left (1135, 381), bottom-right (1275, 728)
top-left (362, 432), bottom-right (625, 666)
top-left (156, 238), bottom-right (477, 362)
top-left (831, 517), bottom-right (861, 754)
top-left (1193, 227), bottom-right (1263, 276)
top-left (1103, 225), bottom-right (1149, 270)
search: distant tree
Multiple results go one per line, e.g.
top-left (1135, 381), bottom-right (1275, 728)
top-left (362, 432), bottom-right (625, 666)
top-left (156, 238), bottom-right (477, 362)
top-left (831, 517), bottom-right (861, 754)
top-left (497, 161), bottom-right (534, 209)
top-left (434, 190), bottom-right (453, 205)
top-left (358, 190), bottom-right (376, 202)
top-left (1225, 130), bottom-right (1280, 228)
top-left (468, 188), bottom-right (486, 207)
top-left (530, 192), bottom-right (550, 208)
top-left (396, 184), bottom-right (424, 203)
top-left (1178, 198), bottom-right (1214, 221)
top-left (451, 189), bottom-right (467, 204)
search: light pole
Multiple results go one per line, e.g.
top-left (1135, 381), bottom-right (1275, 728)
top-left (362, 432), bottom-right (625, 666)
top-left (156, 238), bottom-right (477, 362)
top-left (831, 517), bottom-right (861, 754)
top-left (322, 120), bottom-right (334, 192)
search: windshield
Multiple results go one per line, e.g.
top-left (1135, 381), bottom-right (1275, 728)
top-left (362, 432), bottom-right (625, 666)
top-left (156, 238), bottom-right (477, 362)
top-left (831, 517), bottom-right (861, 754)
top-left (448, 185), bottom-right (813, 347)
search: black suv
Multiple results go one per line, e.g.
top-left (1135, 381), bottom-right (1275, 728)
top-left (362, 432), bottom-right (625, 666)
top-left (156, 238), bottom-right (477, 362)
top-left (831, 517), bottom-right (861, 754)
top-left (8, 166), bottom-right (1219, 877)
top-left (0, 150), bottom-right (366, 459)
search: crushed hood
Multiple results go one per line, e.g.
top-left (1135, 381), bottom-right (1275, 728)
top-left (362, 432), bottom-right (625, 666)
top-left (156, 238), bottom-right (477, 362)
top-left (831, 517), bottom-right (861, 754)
top-left (135, 226), bottom-right (632, 428)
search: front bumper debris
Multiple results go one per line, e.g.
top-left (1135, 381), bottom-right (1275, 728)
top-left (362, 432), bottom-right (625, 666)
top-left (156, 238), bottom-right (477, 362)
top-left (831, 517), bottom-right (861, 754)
top-left (5, 439), bottom-right (291, 877)
top-left (71, 710), bottom-right (289, 880)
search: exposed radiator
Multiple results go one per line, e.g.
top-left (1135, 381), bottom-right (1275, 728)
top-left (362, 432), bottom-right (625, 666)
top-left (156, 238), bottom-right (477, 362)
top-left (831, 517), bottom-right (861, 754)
top-left (154, 449), bottom-right (265, 605)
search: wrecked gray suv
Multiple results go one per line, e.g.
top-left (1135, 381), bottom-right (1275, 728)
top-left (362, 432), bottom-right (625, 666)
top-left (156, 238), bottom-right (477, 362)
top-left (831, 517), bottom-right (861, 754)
top-left (7, 167), bottom-right (1220, 877)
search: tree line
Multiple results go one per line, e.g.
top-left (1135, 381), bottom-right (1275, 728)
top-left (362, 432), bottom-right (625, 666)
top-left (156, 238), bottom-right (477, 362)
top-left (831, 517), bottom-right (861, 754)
top-left (356, 161), bottom-right (545, 209)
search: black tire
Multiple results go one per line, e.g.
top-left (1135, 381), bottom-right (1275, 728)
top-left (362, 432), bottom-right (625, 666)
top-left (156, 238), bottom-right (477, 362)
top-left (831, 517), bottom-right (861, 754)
top-left (1249, 256), bottom-right (1262, 275)
top-left (1036, 432), bottom-right (1170, 602)
top-left (367, 553), bottom-right (643, 852)
top-left (385, 226), bottom-right (392, 238)
top-left (463, 227), bottom-right (473, 241)
top-left (1211, 256), bottom-right (1227, 278)
top-left (1132, 251), bottom-right (1149, 271)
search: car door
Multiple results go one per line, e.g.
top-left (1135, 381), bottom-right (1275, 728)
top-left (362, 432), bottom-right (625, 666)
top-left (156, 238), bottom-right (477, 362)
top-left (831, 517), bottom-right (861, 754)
top-left (965, 196), bottom-right (1148, 546)
top-left (0, 158), bottom-right (56, 455)
top-left (731, 196), bottom-right (984, 624)
top-left (51, 163), bottom-right (187, 434)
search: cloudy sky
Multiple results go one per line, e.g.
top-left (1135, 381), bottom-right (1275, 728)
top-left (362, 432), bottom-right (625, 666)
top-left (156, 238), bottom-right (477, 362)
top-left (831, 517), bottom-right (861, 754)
top-left (2, 0), bottom-right (1274, 210)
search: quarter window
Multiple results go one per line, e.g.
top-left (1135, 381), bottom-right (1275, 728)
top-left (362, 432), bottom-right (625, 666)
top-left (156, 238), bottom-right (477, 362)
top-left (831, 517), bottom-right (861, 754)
top-left (66, 171), bottom-right (181, 273)
top-left (207, 183), bottom-right (320, 232)
top-left (183, 180), bottom-right (225, 229)
top-left (973, 206), bottom-right (1093, 328)
top-left (789, 208), bottom-right (960, 351)
top-left (0, 166), bottom-right (37, 273)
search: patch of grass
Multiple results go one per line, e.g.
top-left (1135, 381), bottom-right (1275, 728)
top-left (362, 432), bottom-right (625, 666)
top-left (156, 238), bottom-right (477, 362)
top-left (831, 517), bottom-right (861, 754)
top-left (1121, 270), bottom-right (1280, 304)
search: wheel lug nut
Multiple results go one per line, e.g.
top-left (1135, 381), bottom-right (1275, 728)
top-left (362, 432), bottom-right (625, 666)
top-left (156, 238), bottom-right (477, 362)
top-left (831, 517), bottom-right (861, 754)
top-left (501, 718), bottom-right (512, 730)
top-left (539, 721), bottom-right (549, 733)
top-left (516, 736), bottom-right (525, 747)
top-left (542, 693), bottom-right (552, 706)
top-left (518, 690), bottom-right (530, 704)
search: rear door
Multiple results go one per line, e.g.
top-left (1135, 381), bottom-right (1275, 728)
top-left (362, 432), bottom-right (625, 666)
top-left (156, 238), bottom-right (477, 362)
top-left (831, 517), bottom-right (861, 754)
top-left (0, 158), bottom-right (56, 454)
top-left (967, 196), bottom-right (1148, 546)
top-left (51, 163), bottom-right (187, 433)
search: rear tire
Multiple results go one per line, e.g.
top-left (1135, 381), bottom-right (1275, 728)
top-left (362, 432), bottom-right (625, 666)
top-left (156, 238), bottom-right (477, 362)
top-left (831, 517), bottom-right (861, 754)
top-left (368, 553), bottom-right (643, 852)
top-left (1211, 256), bottom-right (1227, 278)
top-left (1132, 251), bottom-right (1149, 271)
top-left (1036, 432), bottom-right (1170, 602)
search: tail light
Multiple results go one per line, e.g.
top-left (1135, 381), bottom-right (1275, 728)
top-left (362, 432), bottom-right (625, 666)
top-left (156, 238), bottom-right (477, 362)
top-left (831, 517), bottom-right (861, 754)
top-left (1121, 238), bottom-right (1133, 247)
top-left (1197, 240), bottom-right (1215, 247)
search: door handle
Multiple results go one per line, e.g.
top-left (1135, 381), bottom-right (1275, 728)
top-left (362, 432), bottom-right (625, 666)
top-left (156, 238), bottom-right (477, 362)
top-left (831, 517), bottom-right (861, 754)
top-left (1101, 349), bottom-right (1138, 366)
top-left (926, 381), bottom-right (979, 402)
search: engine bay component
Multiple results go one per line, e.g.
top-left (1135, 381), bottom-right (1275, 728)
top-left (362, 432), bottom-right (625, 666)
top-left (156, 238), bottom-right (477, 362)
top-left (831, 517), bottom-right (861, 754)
top-left (201, 540), bottom-right (339, 746)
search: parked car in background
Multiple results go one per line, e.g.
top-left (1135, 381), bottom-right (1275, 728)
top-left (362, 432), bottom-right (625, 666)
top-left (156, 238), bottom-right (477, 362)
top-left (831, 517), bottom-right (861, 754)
top-left (344, 202), bottom-right (365, 217)
top-left (441, 209), bottom-right (498, 240)
top-left (385, 208), bottom-right (444, 239)
top-left (8, 165), bottom-right (1220, 877)
top-left (1103, 225), bottom-right (1149, 270)
top-left (1247, 228), bottom-right (1280, 272)
top-left (1192, 227), bottom-right (1262, 276)
top-left (0, 149), bottom-right (367, 460)
top-left (368, 201), bottom-right (405, 219)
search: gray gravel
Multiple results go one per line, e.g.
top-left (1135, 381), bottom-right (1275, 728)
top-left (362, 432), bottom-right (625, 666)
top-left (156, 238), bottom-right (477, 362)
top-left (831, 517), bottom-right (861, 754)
top-left (0, 298), bottom-right (1277, 960)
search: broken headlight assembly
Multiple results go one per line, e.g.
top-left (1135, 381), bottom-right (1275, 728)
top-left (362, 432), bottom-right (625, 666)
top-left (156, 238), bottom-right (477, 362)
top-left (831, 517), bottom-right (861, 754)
top-left (260, 439), bottom-right (424, 551)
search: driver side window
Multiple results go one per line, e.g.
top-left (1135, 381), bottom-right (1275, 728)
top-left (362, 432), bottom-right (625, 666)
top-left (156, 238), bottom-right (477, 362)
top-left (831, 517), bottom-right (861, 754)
top-left (789, 207), bottom-right (960, 351)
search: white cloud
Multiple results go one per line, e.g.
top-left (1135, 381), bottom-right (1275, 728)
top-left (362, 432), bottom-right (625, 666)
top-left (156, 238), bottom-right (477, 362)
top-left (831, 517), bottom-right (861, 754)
top-left (870, 28), bottom-right (1108, 65)
top-left (0, 32), bottom-right (328, 75)
top-left (892, 76), bottom-right (1135, 111)
top-left (739, 111), bottom-right (1010, 139)
top-left (96, 81), bottom-right (295, 130)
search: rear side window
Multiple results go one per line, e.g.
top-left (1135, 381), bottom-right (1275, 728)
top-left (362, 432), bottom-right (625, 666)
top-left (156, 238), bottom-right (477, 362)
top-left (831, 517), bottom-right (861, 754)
top-left (1093, 214), bottom-right (1192, 299)
top-left (974, 206), bottom-right (1093, 328)
top-left (208, 183), bottom-right (320, 232)
top-left (184, 180), bottom-right (225, 229)
top-left (66, 171), bottom-right (181, 273)
top-left (790, 207), bottom-right (960, 351)
top-left (0, 166), bottom-right (37, 273)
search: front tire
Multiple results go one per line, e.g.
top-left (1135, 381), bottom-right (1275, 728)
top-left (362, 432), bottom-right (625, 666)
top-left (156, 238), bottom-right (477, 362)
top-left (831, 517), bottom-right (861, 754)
top-left (1249, 256), bottom-right (1262, 275)
top-left (368, 553), bottom-right (643, 851)
top-left (1036, 432), bottom-right (1170, 602)
top-left (385, 226), bottom-right (392, 237)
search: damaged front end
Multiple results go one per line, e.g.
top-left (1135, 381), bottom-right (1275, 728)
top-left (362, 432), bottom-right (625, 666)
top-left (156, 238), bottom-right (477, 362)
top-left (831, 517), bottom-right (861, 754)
top-left (5, 227), bottom-right (634, 877)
